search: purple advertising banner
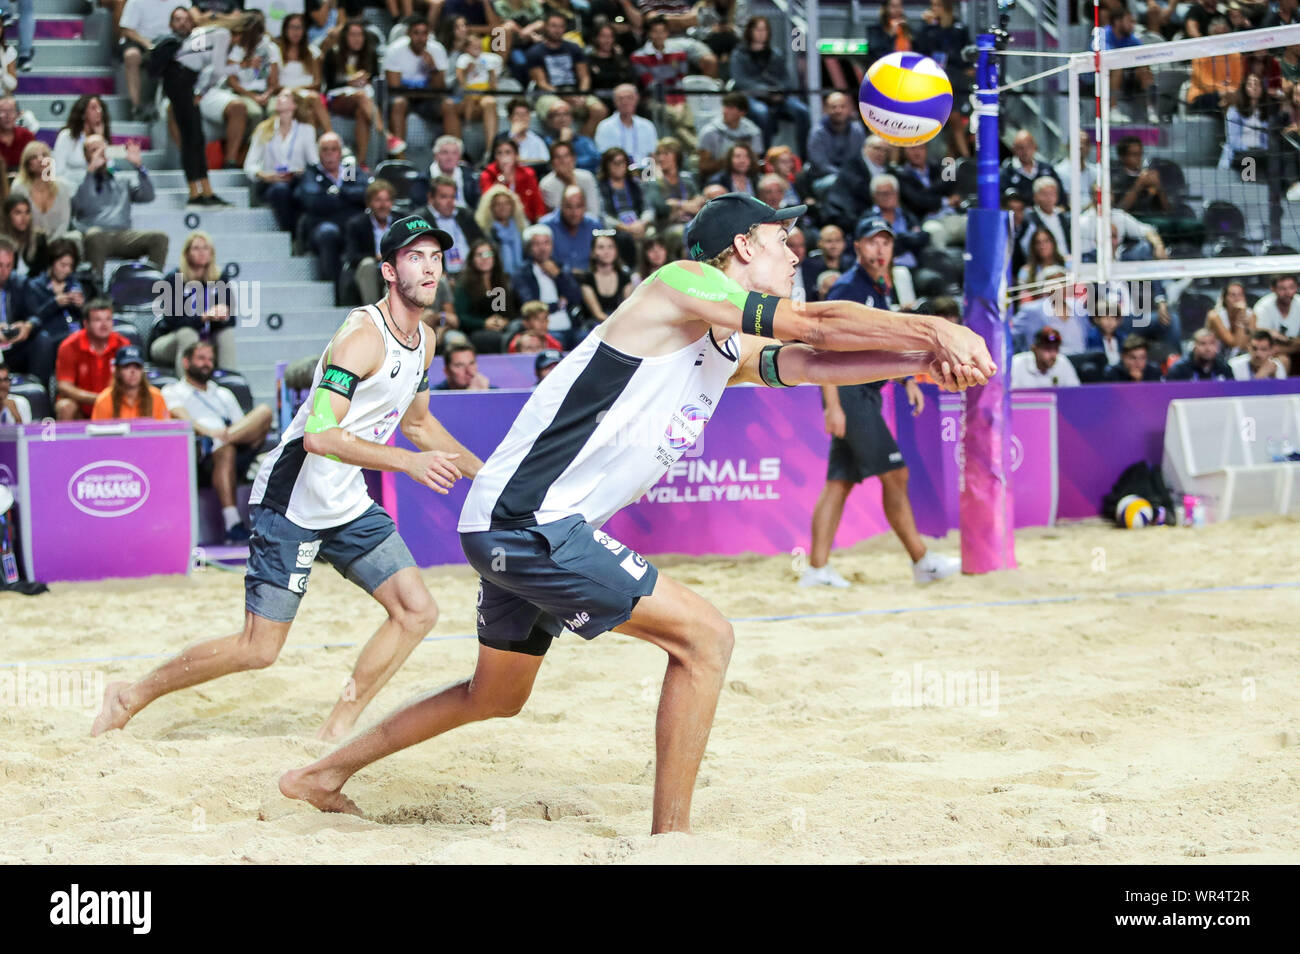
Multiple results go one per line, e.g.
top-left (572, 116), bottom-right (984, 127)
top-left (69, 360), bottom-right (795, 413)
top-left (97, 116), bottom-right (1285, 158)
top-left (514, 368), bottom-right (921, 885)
top-left (398, 386), bottom-right (900, 565)
top-left (11, 420), bottom-right (195, 582)
top-left (430, 354), bottom-right (539, 391)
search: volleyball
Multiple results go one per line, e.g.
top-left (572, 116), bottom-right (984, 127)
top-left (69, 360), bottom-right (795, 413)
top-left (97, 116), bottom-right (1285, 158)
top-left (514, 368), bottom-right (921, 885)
top-left (1115, 494), bottom-right (1155, 529)
top-left (858, 51), bottom-right (954, 146)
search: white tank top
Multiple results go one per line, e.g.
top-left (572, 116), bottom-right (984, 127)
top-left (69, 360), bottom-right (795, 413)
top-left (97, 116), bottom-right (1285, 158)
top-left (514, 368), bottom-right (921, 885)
top-left (458, 325), bottom-right (740, 533)
top-left (250, 305), bottom-right (428, 529)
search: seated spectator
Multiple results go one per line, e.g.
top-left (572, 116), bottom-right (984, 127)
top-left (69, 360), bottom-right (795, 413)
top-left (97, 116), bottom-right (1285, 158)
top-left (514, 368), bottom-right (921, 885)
top-left (585, 20), bottom-right (637, 110)
top-left (444, 13), bottom-right (501, 147)
top-left (1103, 6), bottom-right (1159, 124)
top-left (539, 139), bottom-right (600, 215)
top-left (276, 13), bottom-right (333, 137)
top-left (51, 95), bottom-right (109, 189)
top-left (71, 136), bottom-right (167, 279)
top-left (1184, 0), bottom-right (1223, 38)
top-left (630, 234), bottom-right (670, 289)
top-left (1253, 273), bottom-right (1300, 344)
top-left (1085, 311), bottom-right (1124, 367)
top-left (154, 230), bottom-right (238, 368)
top-left (0, 96), bottom-right (34, 173)
top-left (1186, 16), bottom-right (1239, 113)
top-left (422, 174), bottom-right (485, 277)
top-left (10, 142), bottom-right (78, 249)
top-left (163, 340), bottom-right (273, 543)
top-left (1075, 197), bottom-right (1168, 259)
top-left (526, 12), bottom-right (607, 138)
top-left (896, 143), bottom-right (965, 250)
top-left (648, 136), bottom-right (704, 242)
top-left (807, 91), bottom-right (866, 196)
top-left (688, 0), bottom-right (743, 69)
top-left (1, 194), bottom-right (48, 280)
top-left (90, 345), bottom-right (169, 421)
top-left (578, 232), bottom-right (631, 327)
top-left (619, 0), bottom-right (719, 77)
top-left (593, 83), bottom-right (659, 168)
top-left (294, 132), bottom-right (370, 281)
top-left (700, 181), bottom-right (726, 201)
top-left (480, 137), bottom-right (546, 222)
top-left (244, 91), bottom-right (320, 232)
top-left (429, 135), bottom-right (480, 211)
top-left (1011, 327), bottom-right (1081, 388)
top-left (824, 135), bottom-right (892, 231)
top-left (1011, 265), bottom-right (1089, 354)
top-left (800, 223), bottom-right (854, 297)
top-left (508, 299), bottom-right (564, 352)
top-left (915, 0), bottom-right (975, 157)
top-left (534, 347), bottom-right (562, 384)
top-left (763, 146), bottom-right (806, 206)
top-left (499, 96), bottom-right (552, 167)
top-left (544, 184), bottom-right (604, 272)
top-left (474, 185), bottom-right (528, 278)
top-left (1231, 329), bottom-right (1290, 379)
top-left (1003, 187), bottom-right (1028, 235)
top-left (199, 11), bottom-right (277, 170)
top-left (1111, 136), bottom-right (1169, 215)
top-left (0, 363), bottom-right (30, 423)
top-left (0, 238), bottom-right (48, 382)
top-left (630, 16), bottom-right (699, 150)
top-left (594, 149), bottom-right (651, 261)
top-left (344, 179), bottom-right (397, 305)
top-left (1016, 228), bottom-right (1066, 309)
top-left (708, 142), bottom-right (760, 196)
top-left (454, 238), bottom-right (516, 352)
top-left (815, 269), bottom-right (842, 301)
top-left (322, 18), bottom-right (399, 162)
top-left (537, 96), bottom-right (600, 174)
top-left (493, 0), bottom-right (547, 87)
top-left (1000, 129), bottom-right (1063, 206)
top-left (856, 173), bottom-right (927, 268)
top-left (385, 18), bottom-right (451, 155)
top-left (1103, 333), bottom-right (1164, 381)
top-left (1223, 73), bottom-right (1272, 171)
top-left (1083, 222), bottom-right (1175, 350)
top-left (22, 238), bottom-right (86, 361)
top-left (432, 341), bottom-right (492, 390)
top-left (54, 299), bottom-right (130, 420)
top-left (1167, 328), bottom-right (1234, 381)
top-left (1205, 279), bottom-right (1256, 356)
top-left (1017, 176), bottom-right (1069, 263)
top-left (513, 223), bottom-right (583, 341)
top-left (730, 16), bottom-right (809, 156)
top-left (866, 0), bottom-right (915, 68)
top-left (698, 92), bottom-right (765, 180)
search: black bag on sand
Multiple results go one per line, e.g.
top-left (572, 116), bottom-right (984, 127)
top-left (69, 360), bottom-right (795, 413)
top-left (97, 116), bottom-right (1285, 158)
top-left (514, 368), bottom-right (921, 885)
top-left (1102, 461), bottom-right (1176, 525)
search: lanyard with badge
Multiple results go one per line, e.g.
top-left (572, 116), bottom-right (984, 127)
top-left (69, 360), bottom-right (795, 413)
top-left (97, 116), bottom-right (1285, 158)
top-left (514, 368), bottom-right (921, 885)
top-left (271, 121), bottom-right (300, 174)
top-left (610, 186), bottom-right (638, 225)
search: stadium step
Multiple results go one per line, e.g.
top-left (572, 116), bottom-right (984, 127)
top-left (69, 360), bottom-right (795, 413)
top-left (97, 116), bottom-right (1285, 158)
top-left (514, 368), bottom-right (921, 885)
top-left (146, 169), bottom-right (250, 191)
top-left (23, 94), bottom-right (132, 126)
top-left (134, 207), bottom-right (278, 233)
top-left (216, 259), bottom-right (320, 283)
top-left (17, 68), bottom-right (116, 97)
top-left (150, 186), bottom-right (254, 210)
top-left (34, 16), bottom-right (87, 40)
top-left (33, 0), bottom-right (95, 15)
top-left (35, 126), bottom-right (153, 151)
top-left (26, 39), bottom-right (112, 68)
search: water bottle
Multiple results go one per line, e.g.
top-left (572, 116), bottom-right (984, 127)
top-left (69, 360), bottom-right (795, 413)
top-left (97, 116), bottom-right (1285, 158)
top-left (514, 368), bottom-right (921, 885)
top-left (1182, 494), bottom-right (1196, 527)
top-left (1268, 437), bottom-right (1284, 462)
top-left (1282, 439), bottom-right (1296, 461)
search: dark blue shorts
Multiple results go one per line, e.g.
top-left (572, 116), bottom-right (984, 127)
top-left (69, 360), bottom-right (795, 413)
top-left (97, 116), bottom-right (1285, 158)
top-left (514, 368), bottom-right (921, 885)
top-left (244, 504), bottom-right (416, 622)
top-left (460, 514), bottom-right (660, 656)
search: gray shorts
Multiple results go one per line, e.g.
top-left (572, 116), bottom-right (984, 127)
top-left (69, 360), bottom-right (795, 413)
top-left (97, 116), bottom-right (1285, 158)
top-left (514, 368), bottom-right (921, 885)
top-left (460, 514), bottom-right (659, 656)
top-left (827, 383), bottom-right (905, 484)
top-left (244, 504), bottom-right (415, 622)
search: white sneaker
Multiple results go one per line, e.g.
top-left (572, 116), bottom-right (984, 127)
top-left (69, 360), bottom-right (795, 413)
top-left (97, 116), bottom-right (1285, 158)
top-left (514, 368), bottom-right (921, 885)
top-left (1288, 181), bottom-right (1300, 202)
top-left (913, 552), bottom-right (961, 584)
top-left (1109, 105), bottom-right (1132, 124)
top-left (1146, 105), bottom-right (1160, 124)
top-left (799, 564), bottom-right (851, 588)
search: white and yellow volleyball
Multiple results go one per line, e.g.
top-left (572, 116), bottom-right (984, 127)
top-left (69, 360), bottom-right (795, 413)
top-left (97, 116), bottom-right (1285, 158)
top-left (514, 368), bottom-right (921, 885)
top-left (858, 51), bottom-right (954, 147)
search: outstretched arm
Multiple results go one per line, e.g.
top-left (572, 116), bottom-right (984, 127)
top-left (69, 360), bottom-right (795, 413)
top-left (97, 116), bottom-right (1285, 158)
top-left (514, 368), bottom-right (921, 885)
top-left (730, 337), bottom-right (939, 389)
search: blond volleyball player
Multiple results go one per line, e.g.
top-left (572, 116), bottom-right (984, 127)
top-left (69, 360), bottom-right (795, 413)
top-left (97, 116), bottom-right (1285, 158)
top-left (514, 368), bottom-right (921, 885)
top-left (92, 215), bottom-right (481, 742)
top-left (281, 194), bottom-right (995, 832)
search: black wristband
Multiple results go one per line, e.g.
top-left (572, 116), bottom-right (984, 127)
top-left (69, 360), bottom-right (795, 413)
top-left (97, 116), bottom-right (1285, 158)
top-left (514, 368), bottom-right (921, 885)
top-left (743, 291), bottom-right (779, 338)
top-left (319, 364), bottom-right (360, 400)
top-left (758, 344), bottom-right (791, 388)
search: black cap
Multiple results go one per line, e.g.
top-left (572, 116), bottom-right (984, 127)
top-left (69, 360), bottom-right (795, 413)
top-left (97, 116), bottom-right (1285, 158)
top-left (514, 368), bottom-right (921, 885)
top-left (114, 345), bottom-right (144, 367)
top-left (683, 193), bottom-right (806, 262)
top-left (379, 213), bottom-right (455, 262)
top-left (535, 349), bottom-right (563, 373)
top-left (854, 216), bottom-right (895, 241)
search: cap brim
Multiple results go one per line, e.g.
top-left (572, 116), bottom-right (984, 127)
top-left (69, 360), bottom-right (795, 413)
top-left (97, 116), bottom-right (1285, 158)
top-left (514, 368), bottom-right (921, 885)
top-left (767, 205), bottom-right (807, 225)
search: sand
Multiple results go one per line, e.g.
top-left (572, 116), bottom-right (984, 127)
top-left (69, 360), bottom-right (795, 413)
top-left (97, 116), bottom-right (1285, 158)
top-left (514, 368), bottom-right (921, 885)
top-left (2, 516), bottom-right (1298, 864)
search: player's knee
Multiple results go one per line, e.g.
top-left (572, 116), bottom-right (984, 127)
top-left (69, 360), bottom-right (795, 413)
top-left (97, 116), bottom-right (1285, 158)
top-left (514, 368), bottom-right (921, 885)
top-left (468, 679), bottom-right (530, 719)
top-left (391, 593), bottom-right (438, 636)
top-left (685, 616), bottom-right (733, 676)
top-left (239, 636), bottom-right (281, 670)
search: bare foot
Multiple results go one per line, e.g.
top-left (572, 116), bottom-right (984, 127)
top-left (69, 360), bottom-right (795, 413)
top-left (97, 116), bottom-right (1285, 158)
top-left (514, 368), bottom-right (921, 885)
top-left (279, 766), bottom-right (363, 816)
top-left (91, 682), bottom-right (133, 736)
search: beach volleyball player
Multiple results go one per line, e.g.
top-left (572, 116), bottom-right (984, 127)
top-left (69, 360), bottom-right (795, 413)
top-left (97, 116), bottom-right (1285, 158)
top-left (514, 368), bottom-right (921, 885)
top-left (93, 215), bottom-right (482, 742)
top-left (280, 193), bottom-right (995, 831)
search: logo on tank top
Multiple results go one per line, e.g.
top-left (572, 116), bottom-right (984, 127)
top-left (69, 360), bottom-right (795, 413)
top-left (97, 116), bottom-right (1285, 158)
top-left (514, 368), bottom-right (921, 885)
top-left (665, 404), bottom-right (711, 450)
top-left (371, 408), bottom-right (401, 442)
top-left (390, 361), bottom-right (401, 378)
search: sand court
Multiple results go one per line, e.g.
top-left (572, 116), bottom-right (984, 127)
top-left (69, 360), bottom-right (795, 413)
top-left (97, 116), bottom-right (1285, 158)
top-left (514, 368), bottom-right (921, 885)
top-left (2, 517), bottom-right (1297, 864)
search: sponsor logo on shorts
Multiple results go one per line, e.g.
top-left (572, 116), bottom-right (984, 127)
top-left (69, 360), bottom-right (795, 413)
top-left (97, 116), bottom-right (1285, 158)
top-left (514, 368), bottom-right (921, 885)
top-left (620, 552), bottom-right (648, 581)
top-left (295, 540), bottom-right (321, 568)
top-left (564, 611), bottom-right (591, 631)
top-left (592, 529), bottom-right (626, 556)
top-left (288, 573), bottom-right (308, 594)
top-left (66, 460), bottom-right (150, 518)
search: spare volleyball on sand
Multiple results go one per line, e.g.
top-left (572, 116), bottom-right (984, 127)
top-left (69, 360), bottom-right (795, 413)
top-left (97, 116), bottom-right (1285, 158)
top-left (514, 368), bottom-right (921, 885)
top-left (858, 51), bottom-right (954, 147)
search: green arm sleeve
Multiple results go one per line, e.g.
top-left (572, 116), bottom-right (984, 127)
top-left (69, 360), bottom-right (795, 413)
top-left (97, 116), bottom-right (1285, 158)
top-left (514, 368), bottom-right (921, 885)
top-left (650, 261), bottom-right (749, 311)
